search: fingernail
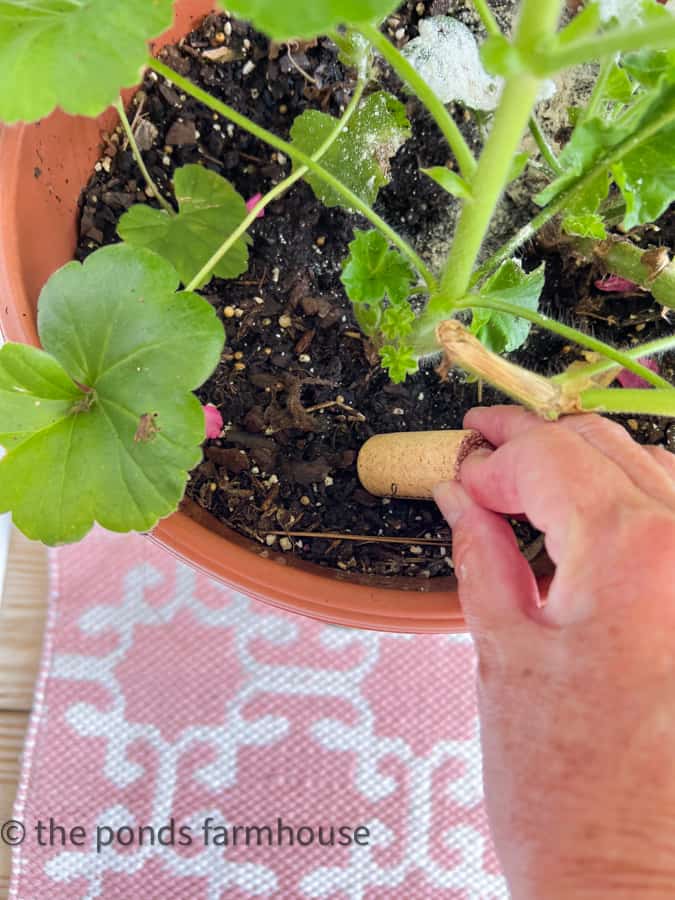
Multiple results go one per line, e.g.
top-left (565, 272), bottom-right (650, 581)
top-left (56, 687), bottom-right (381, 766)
top-left (433, 480), bottom-right (473, 527)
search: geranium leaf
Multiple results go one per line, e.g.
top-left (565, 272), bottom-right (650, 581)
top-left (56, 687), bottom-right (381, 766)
top-left (471, 260), bottom-right (544, 354)
top-left (0, 0), bottom-right (173, 123)
top-left (379, 344), bottom-right (418, 383)
top-left (341, 230), bottom-right (415, 307)
top-left (0, 245), bottom-right (224, 545)
top-left (118, 165), bottom-right (251, 288)
top-left (381, 303), bottom-right (415, 341)
top-left (536, 64), bottom-right (675, 230)
top-left (421, 166), bottom-right (473, 199)
top-left (290, 92), bottom-right (411, 208)
top-left (562, 213), bottom-right (607, 239)
top-left (217, 0), bottom-right (400, 41)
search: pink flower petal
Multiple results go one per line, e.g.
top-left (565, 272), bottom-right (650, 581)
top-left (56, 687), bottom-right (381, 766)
top-left (203, 403), bottom-right (224, 439)
top-left (617, 357), bottom-right (660, 390)
top-left (595, 275), bottom-right (639, 293)
top-left (246, 193), bottom-right (265, 218)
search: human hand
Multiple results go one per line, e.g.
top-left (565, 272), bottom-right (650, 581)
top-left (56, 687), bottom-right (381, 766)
top-left (434, 406), bottom-right (675, 899)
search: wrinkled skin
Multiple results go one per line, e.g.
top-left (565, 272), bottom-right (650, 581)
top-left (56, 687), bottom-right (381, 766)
top-left (434, 406), bottom-right (675, 899)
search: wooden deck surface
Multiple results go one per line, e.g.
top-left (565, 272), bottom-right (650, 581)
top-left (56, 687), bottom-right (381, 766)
top-left (0, 528), bottom-right (50, 896)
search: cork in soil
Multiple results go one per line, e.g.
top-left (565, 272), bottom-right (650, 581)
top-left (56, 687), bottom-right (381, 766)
top-left (76, 7), bottom-right (674, 581)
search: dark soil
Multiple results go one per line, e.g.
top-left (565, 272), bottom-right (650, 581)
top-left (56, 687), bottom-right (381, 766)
top-left (76, 6), bottom-right (674, 581)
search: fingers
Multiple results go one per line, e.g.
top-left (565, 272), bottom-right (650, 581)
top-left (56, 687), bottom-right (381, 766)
top-left (644, 445), bottom-right (675, 480)
top-left (464, 405), bottom-right (541, 447)
top-left (558, 415), bottom-right (675, 511)
top-left (459, 424), bottom-right (641, 562)
top-left (434, 481), bottom-right (541, 641)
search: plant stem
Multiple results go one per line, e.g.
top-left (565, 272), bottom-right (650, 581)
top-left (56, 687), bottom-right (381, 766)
top-left (470, 102), bottom-right (675, 285)
top-left (471, 0), bottom-right (501, 35)
top-left (150, 57), bottom-right (437, 291)
top-left (580, 388), bottom-right (675, 416)
top-left (359, 23), bottom-right (477, 180)
top-left (186, 77), bottom-right (368, 291)
top-left (552, 334), bottom-right (675, 385)
top-left (571, 236), bottom-right (675, 309)
top-left (580, 55), bottom-right (614, 125)
top-left (114, 98), bottom-right (174, 216)
top-left (436, 319), bottom-right (574, 417)
top-left (533, 19), bottom-right (675, 73)
top-left (436, 0), bottom-right (564, 306)
top-left (453, 295), bottom-right (673, 389)
top-left (529, 114), bottom-right (562, 175)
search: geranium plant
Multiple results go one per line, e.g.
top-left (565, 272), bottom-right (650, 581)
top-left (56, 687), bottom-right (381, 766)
top-left (1, 0), bottom-right (674, 544)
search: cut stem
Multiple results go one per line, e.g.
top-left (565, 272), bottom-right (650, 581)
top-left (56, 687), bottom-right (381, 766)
top-left (454, 295), bottom-right (673, 389)
top-left (359, 23), bottom-right (477, 180)
top-left (186, 76), bottom-right (368, 291)
top-left (436, 320), bottom-right (574, 418)
top-left (150, 56), bottom-right (437, 291)
top-left (114, 97), bottom-right (174, 216)
top-left (571, 236), bottom-right (675, 309)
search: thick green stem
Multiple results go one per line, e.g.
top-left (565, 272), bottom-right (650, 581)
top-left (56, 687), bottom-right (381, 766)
top-left (470, 102), bottom-right (675, 286)
top-left (150, 56), bottom-right (437, 291)
top-left (580, 388), bottom-right (675, 416)
top-left (453, 295), bottom-right (673, 389)
top-left (534, 19), bottom-right (675, 73)
top-left (529, 114), bottom-right (562, 175)
top-left (114, 98), bottom-right (174, 215)
top-left (552, 334), bottom-right (675, 386)
top-left (358, 23), bottom-right (477, 180)
top-left (186, 77), bottom-right (368, 291)
top-left (437, 0), bottom-right (563, 305)
top-left (571, 236), bottom-right (675, 309)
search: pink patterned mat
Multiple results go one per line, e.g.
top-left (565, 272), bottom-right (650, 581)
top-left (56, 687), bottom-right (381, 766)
top-left (10, 528), bottom-right (507, 899)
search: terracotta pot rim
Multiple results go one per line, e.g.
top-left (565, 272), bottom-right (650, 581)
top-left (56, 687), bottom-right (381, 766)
top-left (0, 3), bottom-right (552, 631)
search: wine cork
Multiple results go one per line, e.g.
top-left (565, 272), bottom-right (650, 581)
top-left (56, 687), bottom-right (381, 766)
top-left (357, 429), bottom-right (490, 499)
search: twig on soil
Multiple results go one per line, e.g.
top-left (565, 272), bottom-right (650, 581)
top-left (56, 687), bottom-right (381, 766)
top-left (264, 530), bottom-right (451, 546)
top-left (303, 399), bottom-right (366, 421)
top-left (286, 44), bottom-right (320, 85)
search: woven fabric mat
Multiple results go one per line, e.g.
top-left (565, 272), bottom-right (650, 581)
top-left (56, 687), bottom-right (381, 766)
top-left (10, 528), bottom-right (507, 899)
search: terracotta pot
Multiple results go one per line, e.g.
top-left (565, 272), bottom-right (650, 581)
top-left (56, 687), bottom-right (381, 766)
top-left (0, 0), bottom-right (551, 632)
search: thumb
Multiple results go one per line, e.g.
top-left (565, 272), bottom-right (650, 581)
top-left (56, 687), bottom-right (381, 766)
top-left (434, 481), bottom-right (541, 641)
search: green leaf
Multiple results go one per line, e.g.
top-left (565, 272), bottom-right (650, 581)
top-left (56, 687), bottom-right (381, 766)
top-left (118, 165), bottom-right (251, 288)
top-left (219, 0), bottom-right (399, 41)
top-left (421, 167), bottom-right (473, 200)
top-left (481, 34), bottom-right (526, 78)
top-left (471, 260), bottom-right (544, 354)
top-left (556, 1), bottom-right (601, 46)
top-left (507, 152), bottom-right (530, 183)
top-left (604, 64), bottom-right (634, 103)
top-left (341, 231), bottom-right (415, 307)
top-left (381, 303), bottom-right (415, 341)
top-left (290, 92), bottom-right (411, 208)
top-left (562, 213), bottom-right (607, 239)
top-left (353, 304), bottom-right (382, 337)
top-left (0, 245), bottom-right (225, 545)
top-left (623, 50), bottom-right (675, 88)
top-left (332, 29), bottom-right (371, 74)
top-left (379, 344), bottom-right (418, 383)
top-left (0, 0), bottom-right (172, 123)
top-left (535, 118), bottom-right (615, 208)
